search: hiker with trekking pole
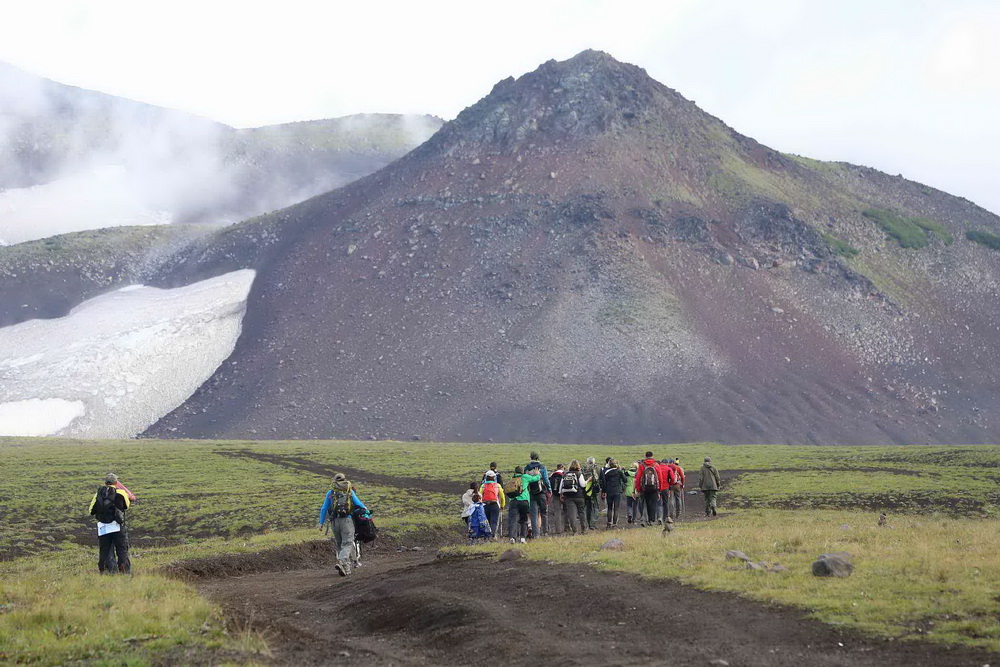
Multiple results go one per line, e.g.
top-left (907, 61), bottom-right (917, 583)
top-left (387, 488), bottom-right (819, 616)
top-left (319, 472), bottom-right (369, 576)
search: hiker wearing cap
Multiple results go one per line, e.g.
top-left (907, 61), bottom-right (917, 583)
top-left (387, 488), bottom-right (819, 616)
top-left (319, 473), bottom-right (368, 576)
top-left (479, 470), bottom-right (506, 537)
top-left (505, 465), bottom-right (541, 543)
top-left (699, 457), bottom-right (722, 517)
top-left (524, 451), bottom-right (550, 538)
top-left (559, 459), bottom-right (587, 534)
top-left (88, 473), bottom-right (132, 574)
top-left (548, 463), bottom-right (566, 534)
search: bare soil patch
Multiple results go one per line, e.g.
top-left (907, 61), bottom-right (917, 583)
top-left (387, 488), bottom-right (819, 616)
top-left (190, 538), bottom-right (999, 666)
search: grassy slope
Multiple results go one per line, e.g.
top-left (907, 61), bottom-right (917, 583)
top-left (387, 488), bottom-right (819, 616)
top-left (3, 437), bottom-right (1000, 662)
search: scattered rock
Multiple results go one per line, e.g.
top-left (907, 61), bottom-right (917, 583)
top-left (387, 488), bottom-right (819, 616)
top-left (878, 513), bottom-right (887, 526)
top-left (725, 550), bottom-right (752, 562)
top-left (709, 660), bottom-right (730, 666)
top-left (600, 538), bottom-right (625, 551)
top-left (812, 553), bottom-right (854, 578)
top-left (768, 564), bottom-right (788, 573)
top-left (745, 561), bottom-right (765, 571)
top-left (499, 549), bottom-right (524, 562)
top-left (410, 546), bottom-right (423, 552)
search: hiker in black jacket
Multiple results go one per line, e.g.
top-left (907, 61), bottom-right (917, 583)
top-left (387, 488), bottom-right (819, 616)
top-left (88, 473), bottom-right (132, 574)
top-left (601, 459), bottom-right (626, 528)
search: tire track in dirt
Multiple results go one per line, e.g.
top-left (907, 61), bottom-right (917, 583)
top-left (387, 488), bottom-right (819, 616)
top-left (189, 537), bottom-right (1000, 666)
top-left (216, 449), bottom-right (459, 495)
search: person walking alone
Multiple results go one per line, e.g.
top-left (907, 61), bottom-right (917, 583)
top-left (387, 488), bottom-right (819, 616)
top-left (319, 473), bottom-right (368, 576)
top-left (699, 457), bottom-right (722, 517)
top-left (88, 473), bottom-right (132, 574)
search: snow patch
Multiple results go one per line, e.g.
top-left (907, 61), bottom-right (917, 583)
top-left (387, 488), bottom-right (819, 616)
top-left (0, 269), bottom-right (256, 438)
top-left (0, 398), bottom-right (86, 436)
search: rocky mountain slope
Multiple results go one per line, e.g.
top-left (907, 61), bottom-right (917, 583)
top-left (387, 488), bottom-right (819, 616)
top-left (127, 51), bottom-right (1000, 443)
top-left (0, 61), bottom-right (441, 243)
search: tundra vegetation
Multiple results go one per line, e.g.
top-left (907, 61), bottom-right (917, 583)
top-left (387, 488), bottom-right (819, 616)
top-left (3, 437), bottom-right (1000, 663)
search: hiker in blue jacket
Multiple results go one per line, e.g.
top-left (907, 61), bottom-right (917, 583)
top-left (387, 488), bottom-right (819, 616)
top-left (319, 472), bottom-right (368, 576)
top-left (524, 451), bottom-right (550, 537)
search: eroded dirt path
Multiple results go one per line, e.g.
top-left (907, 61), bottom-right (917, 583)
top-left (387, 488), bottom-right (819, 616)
top-left (181, 535), bottom-right (998, 666)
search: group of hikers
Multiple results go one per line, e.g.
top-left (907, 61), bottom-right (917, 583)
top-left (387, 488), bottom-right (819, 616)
top-left (88, 452), bottom-right (723, 577)
top-left (461, 452), bottom-right (723, 543)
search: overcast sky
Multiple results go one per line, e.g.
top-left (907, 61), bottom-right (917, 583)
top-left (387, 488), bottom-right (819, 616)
top-left (1, 0), bottom-right (998, 213)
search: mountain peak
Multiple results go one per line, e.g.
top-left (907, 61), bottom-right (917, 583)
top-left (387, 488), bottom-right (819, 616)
top-left (419, 50), bottom-right (687, 156)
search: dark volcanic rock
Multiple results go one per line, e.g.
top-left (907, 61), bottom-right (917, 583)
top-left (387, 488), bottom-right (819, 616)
top-left (142, 50), bottom-right (1000, 446)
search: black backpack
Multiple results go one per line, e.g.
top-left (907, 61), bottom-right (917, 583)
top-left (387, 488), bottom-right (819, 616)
top-left (353, 510), bottom-right (378, 543)
top-left (642, 466), bottom-right (660, 493)
top-left (527, 467), bottom-right (544, 494)
top-left (94, 486), bottom-right (120, 523)
top-left (561, 471), bottom-right (580, 494)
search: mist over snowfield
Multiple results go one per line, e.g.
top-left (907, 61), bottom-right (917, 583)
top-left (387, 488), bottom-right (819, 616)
top-left (0, 61), bottom-right (441, 244)
top-left (0, 269), bottom-right (255, 438)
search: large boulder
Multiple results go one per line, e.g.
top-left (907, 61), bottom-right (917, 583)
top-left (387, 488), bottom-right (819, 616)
top-left (812, 552), bottom-right (853, 577)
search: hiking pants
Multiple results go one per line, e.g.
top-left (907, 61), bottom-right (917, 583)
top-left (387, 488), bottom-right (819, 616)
top-left (507, 502), bottom-right (518, 538)
top-left (333, 516), bottom-right (358, 573)
top-left (626, 495), bottom-right (638, 522)
top-left (529, 492), bottom-right (548, 536)
top-left (550, 496), bottom-right (565, 533)
top-left (703, 490), bottom-right (718, 515)
top-left (659, 490), bottom-right (672, 521)
top-left (564, 496), bottom-right (587, 534)
top-left (585, 494), bottom-right (600, 529)
top-left (514, 499), bottom-right (530, 539)
top-left (670, 483), bottom-right (683, 518)
top-left (642, 491), bottom-right (659, 524)
top-left (98, 527), bottom-right (130, 574)
top-left (606, 494), bottom-right (621, 526)
top-left (484, 501), bottom-right (501, 536)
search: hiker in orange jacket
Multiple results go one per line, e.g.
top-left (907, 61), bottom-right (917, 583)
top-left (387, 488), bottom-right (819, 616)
top-left (479, 470), bottom-right (506, 537)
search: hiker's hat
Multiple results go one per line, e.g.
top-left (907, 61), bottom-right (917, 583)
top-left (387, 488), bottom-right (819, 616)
top-left (485, 470), bottom-right (496, 479)
top-left (704, 457), bottom-right (711, 463)
top-left (105, 473), bottom-right (118, 484)
top-left (333, 472), bottom-right (347, 482)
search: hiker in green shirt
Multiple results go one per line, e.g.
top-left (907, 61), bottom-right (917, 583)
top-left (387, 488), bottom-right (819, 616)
top-left (506, 465), bottom-right (541, 543)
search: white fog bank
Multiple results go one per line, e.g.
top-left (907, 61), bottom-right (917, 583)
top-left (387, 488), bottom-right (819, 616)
top-left (0, 269), bottom-right (255, 438)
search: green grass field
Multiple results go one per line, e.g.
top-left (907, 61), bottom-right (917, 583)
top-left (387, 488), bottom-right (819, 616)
top-left (3, 437), bottom-right (1000, 663)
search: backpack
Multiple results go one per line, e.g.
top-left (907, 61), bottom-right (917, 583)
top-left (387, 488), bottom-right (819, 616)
top-left (481, 482), bottom-right (499, 503)
top-left (642, 465), bottom-right (660, 493)
top-left (331, 485), bottom-right (352, 518)
top-left (94, 486), bottom-right (121, 524)
top-left (504, 476), bottom-right (523, 497)
top-left (352, 509), bottom-right (378, 543)
top-left (561, 471), bottom-right (579, 494)
top-left (528, 475), bottom-right (544, 494)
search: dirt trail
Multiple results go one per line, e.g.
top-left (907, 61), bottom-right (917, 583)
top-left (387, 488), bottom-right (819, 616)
top-left (187, 534), bottom-right (998, 666)
top-left (217, 449), bottom-right (458, 495)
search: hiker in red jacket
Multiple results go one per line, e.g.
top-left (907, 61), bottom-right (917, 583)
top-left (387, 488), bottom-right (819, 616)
top-left (667, 458), bottom-right (685, 519)
top-left (655, 459), bottom-right (677, 523)
top-left (635, 452), bottom-right (663, 527)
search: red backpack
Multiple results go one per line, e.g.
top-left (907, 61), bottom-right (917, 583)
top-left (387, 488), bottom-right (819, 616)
top-left (481, 482), bottom-right (499, 503)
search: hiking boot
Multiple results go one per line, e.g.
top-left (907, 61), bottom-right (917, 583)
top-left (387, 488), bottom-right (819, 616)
top-left (510, 537), bottom-right (516, 543)
top-left (519, 537), bottom-right (526, 544)
top-left (712, 508), bottom-right (717, 516)
top-left (335, 563), bottom-right (346, 577)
